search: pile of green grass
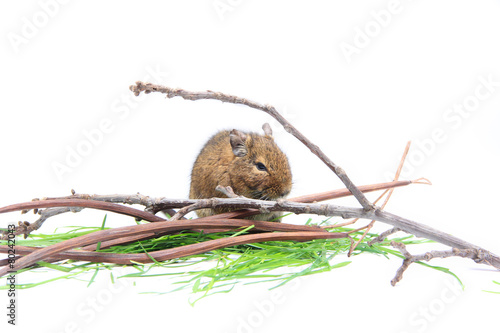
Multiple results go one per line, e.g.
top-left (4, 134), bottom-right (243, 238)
top-left (0, 216), bottom-right (458, 303)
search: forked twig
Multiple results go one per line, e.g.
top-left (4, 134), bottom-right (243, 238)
top-left (390, 241), bottom-right (494, 286)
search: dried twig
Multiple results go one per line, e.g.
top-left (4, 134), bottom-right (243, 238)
top-left (288, 180), bottom-right (416, 204)
top-left (168, 198), bottom-right (224, 221)
top-left (390, 241), bottom-right (494, 286)
top-left (0, 199), bottom-right (165, 223)
top-left (347, 141), bottom-right (412, 256)
top-left (367, 227), bottom-right (402, 246)
top-left (0, 198), bottom-right (166, 240)
top-left (21, 207), bottom-right (84, 238)
top-left (169, 186), bottom-right (241, 220)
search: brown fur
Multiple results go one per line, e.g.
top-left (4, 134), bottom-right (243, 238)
top-left (189, 124), bottom-right (292, 221)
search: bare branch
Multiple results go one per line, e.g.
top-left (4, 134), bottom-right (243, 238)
top-left (390, 241), bottom-right (493, 286)
top-left (367, 227), bottom-right (403, 246)
top-left (31, 207), bottom-right (84, 234)
top-left (0, 198), bottom-right (166, 238)
top-left (169, 199), bottom-right (215, 221)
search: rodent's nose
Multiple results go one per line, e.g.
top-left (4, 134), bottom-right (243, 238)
top-left (280, 189), bottom-right (291, 198)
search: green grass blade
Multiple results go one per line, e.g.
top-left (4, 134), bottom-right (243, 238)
top-left (95, 214), bottom-right (108, 251)
top-left (36, 261), bottom-right (74, 273)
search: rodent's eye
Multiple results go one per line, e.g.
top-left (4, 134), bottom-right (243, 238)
top-left (255, 162), bottom-right (268, 172)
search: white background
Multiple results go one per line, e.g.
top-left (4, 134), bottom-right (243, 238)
top-left (1, 1), bottom-right (500, 332)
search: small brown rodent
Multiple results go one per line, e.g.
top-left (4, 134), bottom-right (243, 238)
top-left (189, 123), bottom-right (292, 221)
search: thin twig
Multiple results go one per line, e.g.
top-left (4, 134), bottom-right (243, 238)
top-left (289, 180), bottom-right (414, 203)
top-left (345, 189), bottom-right (389, 254)
top-left (390, 241), bottom-right (494, 286)
top-left (348, 141), bottom-right (412, 255)
top-left (168, 185), bottom-right (243, 221)
top-left (45, 190), bottom-right (169, 215)
top-left (28, 207), bottom-right (85, 236)
top-left (169, 199), bottom-right (216, 221)
top-left (367, 227), bottom-right (402, 246)
top-left (0, 199), bottom-right (166, 238)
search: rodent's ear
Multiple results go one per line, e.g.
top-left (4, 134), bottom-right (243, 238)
top-left (262, 123), bottom-right (273, 137)
top-left (229, 129), bottom-right (248, 157)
